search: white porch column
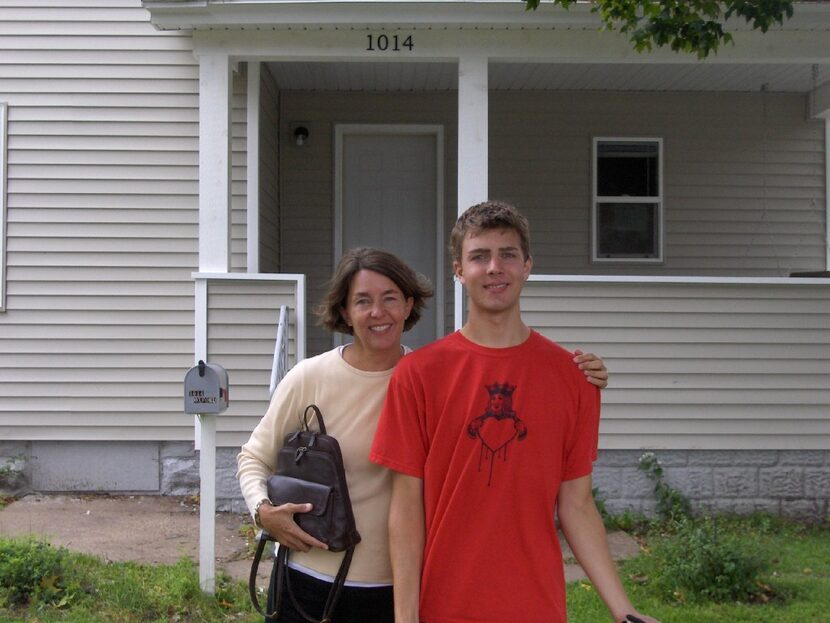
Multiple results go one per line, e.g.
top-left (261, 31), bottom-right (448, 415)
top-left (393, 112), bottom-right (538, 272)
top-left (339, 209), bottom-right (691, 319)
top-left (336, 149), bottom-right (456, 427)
top-left (199, 52), bottom-right (232, 273)
top-left (456, 55), bottom-right (489, 329)
top-left (195, 51), bottom-right (232, 595)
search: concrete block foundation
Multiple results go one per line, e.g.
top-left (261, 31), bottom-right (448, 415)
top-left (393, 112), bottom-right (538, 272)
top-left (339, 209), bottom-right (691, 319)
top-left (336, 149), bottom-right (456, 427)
top-left (2, 443), bottom-right (828, 521)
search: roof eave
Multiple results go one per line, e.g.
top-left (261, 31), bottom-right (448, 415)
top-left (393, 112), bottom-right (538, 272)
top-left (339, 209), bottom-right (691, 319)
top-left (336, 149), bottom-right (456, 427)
top-left (141, 0), bottom-right (830, 31)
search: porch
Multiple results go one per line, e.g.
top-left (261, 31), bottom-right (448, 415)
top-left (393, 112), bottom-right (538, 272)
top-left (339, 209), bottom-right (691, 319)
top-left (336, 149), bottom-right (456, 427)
top-left (136, 0), bottom-right (830, 458)
top-left (148, 2), bottom-right (830, 348)
top-left (146, 1), bottom-right (830, 451)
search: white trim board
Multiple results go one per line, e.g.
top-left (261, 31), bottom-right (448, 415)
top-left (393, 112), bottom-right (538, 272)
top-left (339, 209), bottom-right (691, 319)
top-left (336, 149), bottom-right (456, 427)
top-left (191, 28), bottom-right (830, 65)
top-left (0, 102), bottom-right (7, 311)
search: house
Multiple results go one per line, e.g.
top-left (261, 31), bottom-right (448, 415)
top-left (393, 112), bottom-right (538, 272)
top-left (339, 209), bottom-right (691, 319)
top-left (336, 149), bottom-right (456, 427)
top-left (0, 0), bottom-right (828, 519)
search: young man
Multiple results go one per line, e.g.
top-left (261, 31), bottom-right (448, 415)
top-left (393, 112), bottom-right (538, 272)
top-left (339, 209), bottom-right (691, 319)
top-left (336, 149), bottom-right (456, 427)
top-left (370, 201), bottom-right (659, 623)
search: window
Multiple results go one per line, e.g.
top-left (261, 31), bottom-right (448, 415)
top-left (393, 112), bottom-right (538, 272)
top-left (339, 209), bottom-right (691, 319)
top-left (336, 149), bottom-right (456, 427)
top-left (592, 137), bottom-right (663, 262)
top-left (0, 103), bottom-right (6, 309)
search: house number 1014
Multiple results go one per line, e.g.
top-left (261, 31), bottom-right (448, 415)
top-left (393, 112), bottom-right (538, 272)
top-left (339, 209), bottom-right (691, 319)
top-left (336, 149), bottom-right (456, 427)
top-left (366, 34), bottom-right (414, 52)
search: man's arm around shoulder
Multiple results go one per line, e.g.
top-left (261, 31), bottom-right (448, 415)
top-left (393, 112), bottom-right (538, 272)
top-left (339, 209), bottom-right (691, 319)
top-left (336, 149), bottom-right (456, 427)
top-left (389, 471), bottom-right (424, 623)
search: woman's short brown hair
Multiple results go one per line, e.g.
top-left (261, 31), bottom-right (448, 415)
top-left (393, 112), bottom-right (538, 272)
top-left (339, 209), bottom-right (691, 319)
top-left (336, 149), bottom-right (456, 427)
top-left (315, 247), bottom-right (434, 335)
top-left (450, 200), bottom-right (531, 263)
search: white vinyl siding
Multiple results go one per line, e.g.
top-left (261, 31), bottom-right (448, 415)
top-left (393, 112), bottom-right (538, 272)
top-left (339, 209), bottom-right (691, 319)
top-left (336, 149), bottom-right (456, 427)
top-left (200, 276), bottom-right (303, 447)
top-left (0, 1), bottom-right (199, 441)
top-left (523, 277), bottom-right (830, 450)
top-left (490, 90), bottom-right (826, 276)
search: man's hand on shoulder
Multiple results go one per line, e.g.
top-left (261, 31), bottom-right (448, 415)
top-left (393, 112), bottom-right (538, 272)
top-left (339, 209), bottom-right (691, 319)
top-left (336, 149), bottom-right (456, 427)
top-left (573, 349), bottom-right (608, 389)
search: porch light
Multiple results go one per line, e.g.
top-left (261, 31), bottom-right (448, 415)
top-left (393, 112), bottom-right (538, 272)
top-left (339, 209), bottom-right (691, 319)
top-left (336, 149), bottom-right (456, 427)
top-left (294, 125), bottom-right (309, 146)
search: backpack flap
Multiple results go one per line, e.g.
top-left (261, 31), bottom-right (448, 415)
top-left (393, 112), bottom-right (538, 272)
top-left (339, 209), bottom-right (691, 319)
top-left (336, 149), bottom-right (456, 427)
top-left (267, 474), bottom-right (332, 517)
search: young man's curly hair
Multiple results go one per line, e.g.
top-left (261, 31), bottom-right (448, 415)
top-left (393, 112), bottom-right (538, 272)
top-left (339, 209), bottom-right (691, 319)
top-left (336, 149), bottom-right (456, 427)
top-left (450, 200), bottom-right (531, 263)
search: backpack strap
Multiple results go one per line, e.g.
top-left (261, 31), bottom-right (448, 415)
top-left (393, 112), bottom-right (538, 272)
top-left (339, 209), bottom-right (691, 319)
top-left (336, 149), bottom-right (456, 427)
top-left (249, 530), bottom-right (281, 618)
top-left (302, 404), bottom-right (327, 435)
top-left (248, 530), bottom-right (355, 623)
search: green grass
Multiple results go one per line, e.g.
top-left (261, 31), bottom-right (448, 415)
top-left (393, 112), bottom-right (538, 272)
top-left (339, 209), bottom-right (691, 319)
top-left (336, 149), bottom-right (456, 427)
top-left (567, 515), bottom-right (830, 622)
top-left (0, 539), bottom-right (260, 623)
top-left (2, 514), bottom-right (828, 622)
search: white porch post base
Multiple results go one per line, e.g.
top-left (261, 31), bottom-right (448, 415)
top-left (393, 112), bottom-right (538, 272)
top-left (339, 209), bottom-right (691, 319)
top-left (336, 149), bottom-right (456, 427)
top-left (198, 413), bottom-right (217, 593)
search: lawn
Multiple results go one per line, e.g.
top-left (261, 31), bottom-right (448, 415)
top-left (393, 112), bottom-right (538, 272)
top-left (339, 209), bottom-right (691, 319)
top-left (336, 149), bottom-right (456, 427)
top-left (567, 516), bottom-right (830, 623)
top-left (1, 515), bottom-right (828, 622)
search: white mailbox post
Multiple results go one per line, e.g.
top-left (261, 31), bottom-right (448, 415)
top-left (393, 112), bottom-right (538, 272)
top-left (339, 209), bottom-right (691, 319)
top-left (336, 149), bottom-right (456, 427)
top-left (184, 360), bottom-right (229, 593)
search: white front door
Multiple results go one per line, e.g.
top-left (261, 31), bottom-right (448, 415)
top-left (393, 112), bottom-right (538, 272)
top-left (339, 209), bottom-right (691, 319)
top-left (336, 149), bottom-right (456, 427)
top-left (337, 126), bottom-right (443, 350)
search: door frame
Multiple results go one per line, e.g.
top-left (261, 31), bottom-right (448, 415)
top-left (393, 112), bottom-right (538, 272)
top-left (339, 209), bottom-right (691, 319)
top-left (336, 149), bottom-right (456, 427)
top-left (334, 123), bottom-right (446, 341)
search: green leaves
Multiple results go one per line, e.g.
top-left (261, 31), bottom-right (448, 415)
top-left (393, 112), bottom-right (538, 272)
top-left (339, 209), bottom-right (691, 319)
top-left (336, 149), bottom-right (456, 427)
top-left (525, 0), bottom-right (795, 58)
top-left (638, 451), bottom-right (693, 526)
top-left (0, 538), bottom-right (74, 608)
top-left (648, 517), bottom-right (773, 604)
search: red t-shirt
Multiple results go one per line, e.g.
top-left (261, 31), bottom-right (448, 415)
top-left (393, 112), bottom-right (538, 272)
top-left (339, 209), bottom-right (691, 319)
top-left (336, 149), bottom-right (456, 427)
top-left (370, 330), bottom-right (600, 623)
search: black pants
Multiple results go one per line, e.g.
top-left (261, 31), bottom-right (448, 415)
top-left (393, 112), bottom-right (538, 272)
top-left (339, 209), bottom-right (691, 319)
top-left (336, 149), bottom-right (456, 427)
top-left (265, 564), bottom-right (394, 623)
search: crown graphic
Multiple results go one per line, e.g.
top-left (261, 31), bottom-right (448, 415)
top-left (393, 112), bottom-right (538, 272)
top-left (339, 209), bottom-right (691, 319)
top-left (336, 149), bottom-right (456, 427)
top-left (486, 382), bottom-right (516, 397)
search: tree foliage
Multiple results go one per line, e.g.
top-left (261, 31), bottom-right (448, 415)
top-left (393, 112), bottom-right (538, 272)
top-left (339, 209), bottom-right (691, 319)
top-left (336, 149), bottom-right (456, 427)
top-left (524, 0), bottom-right (795, 58)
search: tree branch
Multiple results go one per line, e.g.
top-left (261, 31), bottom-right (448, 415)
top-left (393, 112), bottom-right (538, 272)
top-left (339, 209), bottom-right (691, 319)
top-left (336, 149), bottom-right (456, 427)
top-left (525, 0), bottom-right (794, 58)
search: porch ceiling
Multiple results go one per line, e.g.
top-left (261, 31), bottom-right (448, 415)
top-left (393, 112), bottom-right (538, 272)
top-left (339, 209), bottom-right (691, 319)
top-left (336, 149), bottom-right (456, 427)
top-left (266, 60), bottom-right (830, 93)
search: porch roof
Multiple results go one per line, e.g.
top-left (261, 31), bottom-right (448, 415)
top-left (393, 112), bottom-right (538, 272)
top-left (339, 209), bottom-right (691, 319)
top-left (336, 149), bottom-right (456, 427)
top-left (144, 1), bottom-right (830, 106)
top-left (144, 0), bottom-right (830, 33)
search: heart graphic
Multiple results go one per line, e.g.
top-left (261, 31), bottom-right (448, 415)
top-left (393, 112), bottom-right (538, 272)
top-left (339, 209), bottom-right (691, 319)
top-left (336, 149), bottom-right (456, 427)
top-left (477, 417), bottom-right (517, 453)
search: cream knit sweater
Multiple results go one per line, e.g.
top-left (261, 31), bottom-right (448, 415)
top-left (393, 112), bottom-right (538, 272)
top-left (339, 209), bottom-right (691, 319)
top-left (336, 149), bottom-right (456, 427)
top-left (237, 347), bottom-right (398, 583)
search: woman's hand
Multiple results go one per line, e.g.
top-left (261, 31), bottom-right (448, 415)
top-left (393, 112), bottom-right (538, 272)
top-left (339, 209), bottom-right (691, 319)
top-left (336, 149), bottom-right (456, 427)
top-left (573, 349), bottom-right (609, 389)
top-left (258, 502), bottom-right (329, 552)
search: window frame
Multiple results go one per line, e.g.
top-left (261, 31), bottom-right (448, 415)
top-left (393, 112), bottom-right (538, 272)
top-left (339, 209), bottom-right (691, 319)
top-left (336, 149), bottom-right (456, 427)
top-left (0, 102), bottom-right (6, 310)
top-left (591, 136), bottom-right (664, 264)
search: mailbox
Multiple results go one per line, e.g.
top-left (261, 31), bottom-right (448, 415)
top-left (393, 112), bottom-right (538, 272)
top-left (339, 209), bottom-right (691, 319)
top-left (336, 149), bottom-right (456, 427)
top-left (184, 360), bottom-right (229, 414)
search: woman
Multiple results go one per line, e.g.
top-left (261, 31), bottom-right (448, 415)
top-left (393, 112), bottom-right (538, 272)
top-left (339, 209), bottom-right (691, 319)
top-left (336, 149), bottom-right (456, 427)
top-left (237, 247), bottom-right (608, 623)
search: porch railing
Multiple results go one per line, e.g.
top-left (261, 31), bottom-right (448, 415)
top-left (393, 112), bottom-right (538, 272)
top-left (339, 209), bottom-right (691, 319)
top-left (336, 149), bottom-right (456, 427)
top-left (193, 272), bottom-right (305, 447)
top-left (193, 272), bottom-right (829, 451)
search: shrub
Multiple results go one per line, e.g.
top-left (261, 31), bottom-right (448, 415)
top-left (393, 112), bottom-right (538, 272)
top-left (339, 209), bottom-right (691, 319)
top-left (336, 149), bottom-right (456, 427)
top-left (649, 517), bottom-right (771, 604)
top-left (605, 453), bottom-right (780, 606)
top-left (0, 537), bottom-right (75, 608)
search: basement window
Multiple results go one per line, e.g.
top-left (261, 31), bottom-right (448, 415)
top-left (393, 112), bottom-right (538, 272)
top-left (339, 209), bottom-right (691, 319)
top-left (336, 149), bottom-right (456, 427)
top-left (592, 138), bottom-right (663, 263)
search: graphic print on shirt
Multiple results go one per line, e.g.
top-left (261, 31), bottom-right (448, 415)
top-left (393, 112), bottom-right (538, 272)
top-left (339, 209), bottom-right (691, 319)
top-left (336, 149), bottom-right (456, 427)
top-left (466, 382), bottom-right (527, 485)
